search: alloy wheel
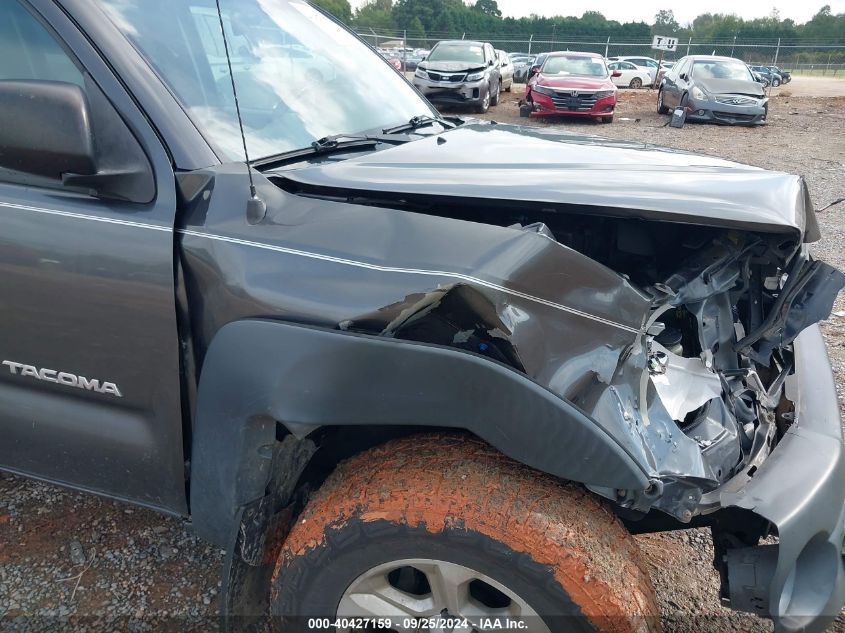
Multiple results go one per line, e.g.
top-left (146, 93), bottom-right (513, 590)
top-left (336, 558), bottom-right (552, 633)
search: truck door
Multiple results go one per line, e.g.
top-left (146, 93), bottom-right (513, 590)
top-left (0, 0), bottom-right (188, 514)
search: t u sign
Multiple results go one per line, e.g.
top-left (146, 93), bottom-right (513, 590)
top-left (652, 35), bottom-right (678, 51)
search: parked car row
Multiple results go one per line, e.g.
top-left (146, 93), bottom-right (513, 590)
top-left (410, 39), bottom-right (787, 127)
top-left (377, 47), bottom-right (429, 71)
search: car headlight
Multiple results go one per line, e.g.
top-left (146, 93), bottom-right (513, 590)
top-left (465, 71), bottom-right (484, 82)
top-left (691, 86), bottom-right (707, 100)
top-left (594, 90), bottom-right (615, 99)
top-left (414, 68), bottom-right (429, 80)
top-left (532, 85), bottom-right (554, 96)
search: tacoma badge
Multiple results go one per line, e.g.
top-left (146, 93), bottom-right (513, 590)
top-left (1, 360), bottom-right (123, 397)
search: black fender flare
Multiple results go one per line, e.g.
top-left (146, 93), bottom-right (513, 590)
top-left (189, 319), bottom-right (651, 547)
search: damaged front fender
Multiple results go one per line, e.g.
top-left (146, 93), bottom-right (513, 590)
top-left (181, 166), bottom-right (844, 532)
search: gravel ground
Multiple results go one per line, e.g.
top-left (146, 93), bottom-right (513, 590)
top-left (1, 89), bottom-right (844, 631)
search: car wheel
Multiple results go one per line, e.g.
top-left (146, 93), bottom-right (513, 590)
top-left (629, 77), bottom-right (642, 89)
top-left (519, 103), bottom-right (532, 117)
top-left (601, 116), bottom-right (614, 124)
top-left (475, 88), bottom-right (491, 114)
top-left (657, 88), bottom-right (669, 114)
top-left (772, 78), bottom-right (781, 87)
top-left (490, 80), bottom-right (502, 106)
top-left (505, 81), bottom-right (512, 92)
top-left (271, 435), bottom-right (659, 633)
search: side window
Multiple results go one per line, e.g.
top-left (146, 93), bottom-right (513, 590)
top-left (0, 1), bottom-right (84, 86)
top-left (646, 60), bottom-right (658, 68)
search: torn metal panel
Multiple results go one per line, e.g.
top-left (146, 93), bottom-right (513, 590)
top-left (649, 342), bottom-right (722, 421)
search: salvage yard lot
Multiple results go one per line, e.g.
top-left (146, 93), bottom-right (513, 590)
top-left (2, 85), bottom-right (845, 631)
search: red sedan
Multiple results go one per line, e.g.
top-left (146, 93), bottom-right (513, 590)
top-left (523, 52), bottom-right (619, 123)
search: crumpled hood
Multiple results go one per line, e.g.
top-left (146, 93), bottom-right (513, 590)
top-left (276, 123), bottom-right (816, 239)
top-left (419, 61), bottom-right (485, 73)
top-left (697, 78), bottom-right (765, 97)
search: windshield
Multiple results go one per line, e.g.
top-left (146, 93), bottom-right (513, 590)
top-left (692, 60), bottom-right (754, 81)
top-left (542, 56), bottom-right (607, 77)
top-left (95, 0), bottom-right (435, 161)
top-left (427, 43), bottom-right (485, 64)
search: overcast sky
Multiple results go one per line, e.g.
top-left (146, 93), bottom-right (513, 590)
top-left (350, 0), bottom-right (844, 25)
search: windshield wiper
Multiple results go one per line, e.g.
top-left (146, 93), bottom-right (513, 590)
top-left (251, 135), bottom-right (387, 169)
top-left (382, 115), bottom-right (455, 135)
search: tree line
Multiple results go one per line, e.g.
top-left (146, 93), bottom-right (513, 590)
top-left (312, 0), bottom-right (844, 46)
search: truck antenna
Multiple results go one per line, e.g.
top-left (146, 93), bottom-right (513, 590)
top-left (214, 0), bottom-right (267, 223)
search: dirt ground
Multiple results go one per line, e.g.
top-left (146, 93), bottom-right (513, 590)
top-left (785, 75), bottom-right (845, 97)
top-left (1, 90), bottom-right (845, 631)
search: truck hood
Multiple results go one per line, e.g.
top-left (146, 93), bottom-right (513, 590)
top-left (277, 123), bottom-right (816, 240)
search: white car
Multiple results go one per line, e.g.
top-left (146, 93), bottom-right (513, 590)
top-left (607, 60), bottom-right (652, 89)
top-left (607, 56), bottom-right (660, 83)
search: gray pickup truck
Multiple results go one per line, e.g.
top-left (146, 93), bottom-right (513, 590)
top-left (1, 0), bottom-right (844, 631)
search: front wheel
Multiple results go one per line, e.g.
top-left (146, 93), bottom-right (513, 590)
top-left (490, 80), bottom-right (502, 106)
top-left (601, 115), bottom-right (614, 123)
top-left (271, 435), bottom-right (659, 633)
top-left (475, 88), bottom-right (491, 114)
top-left (657, 88), bottom-right (669, 114)
top-left (629, 77), bottom-right (643, 89)
top-left (772, 78), bottom-right (781, 87)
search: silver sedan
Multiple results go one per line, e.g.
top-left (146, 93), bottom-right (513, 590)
top-left (658, 55), bottom-right (768, 125)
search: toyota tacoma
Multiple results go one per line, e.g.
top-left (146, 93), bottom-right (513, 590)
top-left (1, 0), bottom-right (844, 632)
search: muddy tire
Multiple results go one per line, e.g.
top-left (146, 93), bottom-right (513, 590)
top-left (271, 435), bottom-right (659, 633)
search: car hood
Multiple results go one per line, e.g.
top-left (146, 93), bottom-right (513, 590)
top-left (275, 123), bottom-right (816, 239)
top-left (536, 74), bottom-right (613, 90)
top-left (419, 61), bottom-right (485, 73)
top-left (696, 78), bottom-right (765, 97)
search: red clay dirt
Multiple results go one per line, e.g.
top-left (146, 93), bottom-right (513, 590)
top-left (276, 434), bottom-right (660, 633)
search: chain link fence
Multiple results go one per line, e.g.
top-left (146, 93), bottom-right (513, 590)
top-left (358, 30), bottom-right (845, 76)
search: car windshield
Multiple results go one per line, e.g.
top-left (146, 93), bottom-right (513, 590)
top-left (95, 0), bottom-right (435, 161)
top-left (427, 43), bottom-right (485, 64)
top-left (692, 60), bottom-right (754, 81)
top-left (542, 56), bottom-right (607, 77)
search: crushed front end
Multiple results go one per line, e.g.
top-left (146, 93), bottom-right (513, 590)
top-left (592, 232), bottom-right (845, 632)
top-left (262, 126), bottom-right (845, 629)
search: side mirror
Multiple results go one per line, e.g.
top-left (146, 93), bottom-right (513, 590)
top-left (611, 70), bottom-right (622, 78)
top-left (530, 65), bottom-right (540, 76)
top-left (0, 81), bottom-right (96, 180)
top-left (0, 79), bottom-right (154, 203)
top-left (679, 73), bottom-right (688, 81)
top-left (420, 55), bottom-right (426, 61)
